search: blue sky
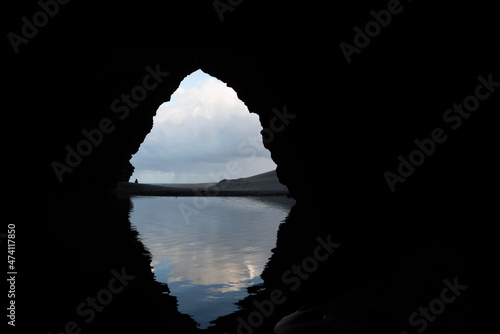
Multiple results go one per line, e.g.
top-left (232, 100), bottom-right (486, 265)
top-left (129, 70), bottom-right (276, 183)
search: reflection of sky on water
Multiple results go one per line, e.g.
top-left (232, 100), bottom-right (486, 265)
top-left (129, 196), bottom-right (293, 328)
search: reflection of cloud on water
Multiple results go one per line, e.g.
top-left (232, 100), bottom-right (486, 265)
top-left (165, 243), bottom-right (265, 292)
top-left (130, 196), bottom-right (293, 327)
top-left (144, 234), bottom-right (269, 292)
top-left (207, 283), bottom-right (247, 294)
top-left (130, 197), bottom-right (291, 291)
top-left (205, 295), bottom-right (224, 300)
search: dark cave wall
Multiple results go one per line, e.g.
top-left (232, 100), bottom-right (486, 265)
top-left (6, 1), bottom-right (500, 333)
top-left (6, 0), bottom-right (499, 203)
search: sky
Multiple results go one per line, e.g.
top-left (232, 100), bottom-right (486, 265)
top-left (129, 70), bottom-right (276, 183)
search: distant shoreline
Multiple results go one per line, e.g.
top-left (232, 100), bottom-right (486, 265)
top-left (112, 182), bottom-right (290, 197)
top-left (113, 170), bottom-right (291, 197)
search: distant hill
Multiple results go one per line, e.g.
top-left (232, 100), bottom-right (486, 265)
top-left (211, 170), bottom-right (288, 193)
top-left (114, 170), bottom-right (289, 196)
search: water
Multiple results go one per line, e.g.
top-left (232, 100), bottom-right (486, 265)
top-left (129, 196), bottom-right (294, 328)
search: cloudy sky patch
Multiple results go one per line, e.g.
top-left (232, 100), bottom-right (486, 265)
top-left (129, 70), bottom-right (276, 183)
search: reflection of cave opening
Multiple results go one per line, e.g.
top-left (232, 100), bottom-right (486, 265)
top-left (129, 196), bottom-right (294, 329)
top-left (127, 70), bottom-right (294, 329)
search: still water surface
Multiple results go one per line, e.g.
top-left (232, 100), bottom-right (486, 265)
top-left (129, 196), bottom-right (294, 328)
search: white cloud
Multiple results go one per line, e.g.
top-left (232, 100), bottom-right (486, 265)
top-left (130, 70), bottom-right (276, 183)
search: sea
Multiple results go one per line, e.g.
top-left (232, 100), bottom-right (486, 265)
top-left (129, 195), bottom-right (294, 329)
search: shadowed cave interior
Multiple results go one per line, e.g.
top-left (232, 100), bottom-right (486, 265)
top-left (6, 1), bottom-right (499, 333)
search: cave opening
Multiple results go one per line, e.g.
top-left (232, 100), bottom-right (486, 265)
top-left (129, 69), bottom-right (276, 184)
top-left (126, 69), bottom-right (295, 328)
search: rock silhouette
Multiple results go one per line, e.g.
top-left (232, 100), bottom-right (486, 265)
top-left (6, 1), bottom-right (499, 333)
